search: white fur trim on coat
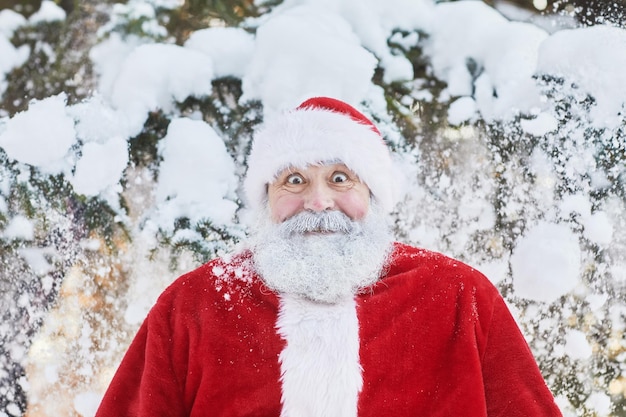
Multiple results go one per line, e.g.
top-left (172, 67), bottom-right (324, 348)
top-left (244, 107), bottom-right (398, 212)
top-left (276, 294), bottom-right (362, 417)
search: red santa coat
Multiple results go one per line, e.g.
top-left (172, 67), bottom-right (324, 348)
top-left (95, 243), bottom-right (562, 417)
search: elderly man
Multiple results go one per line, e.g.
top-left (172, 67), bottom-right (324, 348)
top-left (95, 97), bottom-right (562, 417)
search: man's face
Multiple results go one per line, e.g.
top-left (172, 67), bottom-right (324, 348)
top-left (267, 163), bottom-right (371, 223)
top-left (252, 162), bottom-right (392, 303)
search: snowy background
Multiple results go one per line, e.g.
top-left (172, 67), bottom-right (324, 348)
top-left (0, 0), bottom-right (625, 416)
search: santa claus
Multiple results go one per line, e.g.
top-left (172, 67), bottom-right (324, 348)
top-left (95, 97), bottom-right (562, 417)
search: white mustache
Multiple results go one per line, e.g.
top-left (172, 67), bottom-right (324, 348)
top-left (279, 211), bottom-right (357, 235)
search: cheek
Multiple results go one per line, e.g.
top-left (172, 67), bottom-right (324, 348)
top-left (270, 194), bottom-right (304, 222)
top-left (336, 190), bottom-right (370, 220)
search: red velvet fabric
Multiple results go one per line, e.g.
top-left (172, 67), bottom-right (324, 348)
top-left (95, 243), bottom-right (562, 417)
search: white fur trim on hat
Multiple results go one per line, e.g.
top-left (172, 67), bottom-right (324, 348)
top-left (244, 97), bottom-right (397, 212)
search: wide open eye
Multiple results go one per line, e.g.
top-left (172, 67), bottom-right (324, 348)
top-left (331, 172), bottom-right (348, 183)
top-left (286, 173), bottom-right (305, 185)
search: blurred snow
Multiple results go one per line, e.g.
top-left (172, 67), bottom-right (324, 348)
top-left (510, 221), bottom-right (581, 303)
top-left (563, 329), bottom-right (593, 360)
top-left (151, 117), bottom-right (239, 231)
top-left (2, 215), bottom-right (34, 241)
top-left (0, 94), bottom-right (75, 175)
top-left (28, 0), bottom-right (66, 24)
top-left (184, 27), bottom-right (255, 79)
top-left (536, 26), bottom-right (626, 128)
top-left (241, 4), bottom-right (378, 115)
top-left (107, 43), bottom-right (215, 137)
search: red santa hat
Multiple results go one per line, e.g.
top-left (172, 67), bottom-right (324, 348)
top-left (244, 97), bottom-right (398, 212)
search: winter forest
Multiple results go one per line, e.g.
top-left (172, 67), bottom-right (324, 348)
top-left (0, 0), bottom-right (625, 415)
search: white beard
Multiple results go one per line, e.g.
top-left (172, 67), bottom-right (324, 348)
top-left (249, 205), bottom-right (394, 304)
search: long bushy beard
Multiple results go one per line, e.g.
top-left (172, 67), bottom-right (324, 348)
top-left (249, 205), bottom-right (394, 304)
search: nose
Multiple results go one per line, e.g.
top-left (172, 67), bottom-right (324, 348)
top-left (303, 182), bottom-right (335, 212)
